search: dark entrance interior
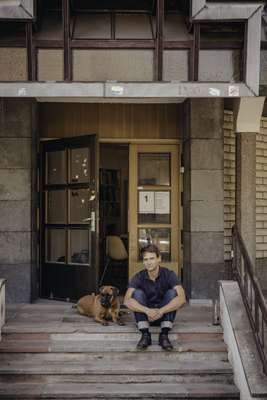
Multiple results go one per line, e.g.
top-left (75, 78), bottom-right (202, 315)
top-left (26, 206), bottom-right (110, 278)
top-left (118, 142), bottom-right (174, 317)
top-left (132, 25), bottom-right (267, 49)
top-left (99, 143), bottom-right (129, 294)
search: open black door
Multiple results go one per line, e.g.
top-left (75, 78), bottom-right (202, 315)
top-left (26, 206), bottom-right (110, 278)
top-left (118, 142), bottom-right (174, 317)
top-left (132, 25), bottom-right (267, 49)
top-left (40, 135), bottom-right (99, 301)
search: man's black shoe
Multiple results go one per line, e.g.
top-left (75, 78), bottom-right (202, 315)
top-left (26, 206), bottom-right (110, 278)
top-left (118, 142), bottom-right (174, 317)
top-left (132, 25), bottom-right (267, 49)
top-left (136, 332), bottom-right (152, 350)
top-left (159, 333), bottom-right (173, 351)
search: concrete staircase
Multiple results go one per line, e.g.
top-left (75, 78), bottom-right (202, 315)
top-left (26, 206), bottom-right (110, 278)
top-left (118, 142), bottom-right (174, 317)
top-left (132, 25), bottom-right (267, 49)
top-left (0, 302), bottom-right (239, 399)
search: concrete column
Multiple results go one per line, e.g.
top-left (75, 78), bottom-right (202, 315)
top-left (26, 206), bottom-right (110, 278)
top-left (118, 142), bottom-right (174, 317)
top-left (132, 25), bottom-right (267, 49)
top-left (0, 98), bottom-right (37, 302)
top-left (183, 98), bottom-right (224, 299)
top-left (234, 97), bottom-right (265, 267)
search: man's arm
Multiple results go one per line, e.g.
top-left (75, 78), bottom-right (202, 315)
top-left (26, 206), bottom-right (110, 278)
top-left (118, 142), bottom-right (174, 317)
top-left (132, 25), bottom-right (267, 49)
top-left (159, 285), bottom-right (186, 315)
top-left (123, 288), bottom-right (160, 321)
top-left (123, 288), bottom-right (149, 313)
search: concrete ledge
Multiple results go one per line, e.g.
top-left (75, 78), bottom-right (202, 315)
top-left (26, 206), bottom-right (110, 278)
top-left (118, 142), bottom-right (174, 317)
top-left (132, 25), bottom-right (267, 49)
top-left (0, 82), bottom-right (255, 98)
top-left (220, 280), bottom-right (267, 399)
top-left (0, 279), bottom-right (6, 341)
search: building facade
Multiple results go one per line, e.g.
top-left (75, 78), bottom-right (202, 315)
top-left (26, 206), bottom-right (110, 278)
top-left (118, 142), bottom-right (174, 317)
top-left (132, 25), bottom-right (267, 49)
top-left (0, 0), bottom-right (266, 303)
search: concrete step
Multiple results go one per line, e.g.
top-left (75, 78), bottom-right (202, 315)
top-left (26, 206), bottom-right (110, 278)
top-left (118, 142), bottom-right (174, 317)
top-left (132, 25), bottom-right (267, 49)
top-left (2, 321), bottom-right (222, 334)
top-left (2, 331), bottom-right (224, 341)
top-left (0, 373), bottom-right (235, 384)
top-left (0, 339), bottom-right (227, 353)
top-left (0, 382), bottom-right (240, 399)
top-left (0, 303), bottom-right (239, 400)
top-left (0, 358), bottom-right (233, 375)
top-left (0, 350), bottom-right (228, 362)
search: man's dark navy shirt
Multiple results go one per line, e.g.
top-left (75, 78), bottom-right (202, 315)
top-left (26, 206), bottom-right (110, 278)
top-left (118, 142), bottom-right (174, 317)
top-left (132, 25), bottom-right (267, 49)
top-left (129, 267), bottom-right (181, 307)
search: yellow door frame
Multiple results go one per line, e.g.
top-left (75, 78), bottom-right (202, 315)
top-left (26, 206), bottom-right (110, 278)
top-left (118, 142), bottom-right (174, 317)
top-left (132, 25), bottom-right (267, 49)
top-left (128, 142), bottom-right (181, 280)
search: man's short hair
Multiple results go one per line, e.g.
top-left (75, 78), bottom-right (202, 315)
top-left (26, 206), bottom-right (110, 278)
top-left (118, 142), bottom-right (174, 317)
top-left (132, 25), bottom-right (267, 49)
top-left (140, 244), bottom-right (161, 258)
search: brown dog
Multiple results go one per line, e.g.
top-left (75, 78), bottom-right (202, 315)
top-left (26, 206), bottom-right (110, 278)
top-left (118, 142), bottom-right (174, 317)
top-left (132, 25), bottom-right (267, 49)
top-left (76, 286), bottom-right (124, 326)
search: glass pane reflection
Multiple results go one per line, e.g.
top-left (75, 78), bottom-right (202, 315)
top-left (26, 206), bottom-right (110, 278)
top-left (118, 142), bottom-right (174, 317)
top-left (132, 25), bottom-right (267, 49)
top-left (46, 229), bottom-right (65, 263)
top-left (46, 150), bottom-right (66, 185)
top-left (70, 229), bottom-right (90, 265)
top-left (138, 228), bottom-right (171, 262)
top-left (71, 148), bottom-right (90, 183)
top-left (138, 153), bottom-right (170, 186)
top-left (70, 189), bottom-right (91, 224)
top-left (47, 190), bottom-right (66, 224)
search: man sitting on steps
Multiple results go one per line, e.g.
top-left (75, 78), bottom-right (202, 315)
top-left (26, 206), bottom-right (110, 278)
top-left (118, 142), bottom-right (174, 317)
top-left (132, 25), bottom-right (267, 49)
top-left (124, 244), bottom-right (186, 351)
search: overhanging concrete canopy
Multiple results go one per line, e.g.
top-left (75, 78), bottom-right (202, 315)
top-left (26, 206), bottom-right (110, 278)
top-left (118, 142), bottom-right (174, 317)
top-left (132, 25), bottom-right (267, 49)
top-left (0, 82), bottom-right (255, 99)
top-left (191, 0), bottom-right (263, 96)
top-left (0, 0), bottom-right (34, 19)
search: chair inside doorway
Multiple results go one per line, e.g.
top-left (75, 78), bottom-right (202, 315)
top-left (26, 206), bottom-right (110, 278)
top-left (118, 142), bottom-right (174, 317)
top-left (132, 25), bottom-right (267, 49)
top-left (99, 235), bottom-right (128, 292)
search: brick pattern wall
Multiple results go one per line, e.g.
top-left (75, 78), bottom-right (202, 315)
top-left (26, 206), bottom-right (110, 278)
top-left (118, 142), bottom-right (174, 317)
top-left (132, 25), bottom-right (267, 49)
top-left (256, 117), bottom-right (267, 258)
top-left (223, 112), bottom-right (267, 260)
top-left (224, 111), bottom-right (235, 260)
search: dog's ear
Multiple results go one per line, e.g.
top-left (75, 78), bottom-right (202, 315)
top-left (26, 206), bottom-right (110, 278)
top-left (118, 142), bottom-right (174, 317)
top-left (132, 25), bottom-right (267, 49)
top-left (99, 286), bottom-right (105, 294)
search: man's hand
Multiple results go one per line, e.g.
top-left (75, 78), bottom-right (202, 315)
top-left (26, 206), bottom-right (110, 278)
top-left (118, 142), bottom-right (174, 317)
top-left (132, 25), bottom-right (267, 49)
top-left (146, 308), bottom-right (164, 322)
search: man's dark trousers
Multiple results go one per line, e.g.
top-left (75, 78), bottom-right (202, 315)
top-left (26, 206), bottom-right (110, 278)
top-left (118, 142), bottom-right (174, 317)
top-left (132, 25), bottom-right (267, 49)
top-left (132, 288), bottom-right (177, 330)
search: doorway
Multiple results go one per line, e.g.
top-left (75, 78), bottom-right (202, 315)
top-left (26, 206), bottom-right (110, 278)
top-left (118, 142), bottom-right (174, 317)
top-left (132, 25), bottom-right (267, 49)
top-left (98, 141), bottom-right (181, 292)
top-left (99, 143), bottom-right (129, 294)
top-left (39, 137), bottom-right (180, 301)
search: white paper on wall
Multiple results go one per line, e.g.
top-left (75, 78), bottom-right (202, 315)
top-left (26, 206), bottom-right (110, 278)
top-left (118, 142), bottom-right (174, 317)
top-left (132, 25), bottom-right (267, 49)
top-left (139, 191), bottom-right (155, 214)
top-left (139, 191), bottom-right (170, 215)
top-left (155, 192), bottom-right (170, 214)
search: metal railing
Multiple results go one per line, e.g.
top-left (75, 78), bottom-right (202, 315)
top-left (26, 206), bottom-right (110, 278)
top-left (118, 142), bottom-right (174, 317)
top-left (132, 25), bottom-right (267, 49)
top-left (0, 279), bottom-right (6, 342)
top-left (231, 225), bottom-right (267, 374)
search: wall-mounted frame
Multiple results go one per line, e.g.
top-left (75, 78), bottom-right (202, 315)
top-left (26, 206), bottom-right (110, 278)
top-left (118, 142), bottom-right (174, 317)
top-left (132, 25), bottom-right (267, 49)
top-left (191, 0), bottom-right (263, 95)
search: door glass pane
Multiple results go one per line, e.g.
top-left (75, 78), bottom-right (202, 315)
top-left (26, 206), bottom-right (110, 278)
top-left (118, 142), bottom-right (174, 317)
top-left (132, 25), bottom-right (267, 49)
top-left (70, 189), bottom-right (91, 224)
top-left (71, 148), bottom-right (90, 183)
top-left (46, 150), bottom-right (66, 184)
top-left (70, 229), bottom-right (91, 265)
top-left (46, 229), bottom-right (65, 263)
top-left (138, 228), bottom-right (171, 261)
top-left (138, 191), bottom-right (170, 224)
top-left (138, 153), bottom-right (170, 186)
top-left (47, 190), bottom-right (66, 224)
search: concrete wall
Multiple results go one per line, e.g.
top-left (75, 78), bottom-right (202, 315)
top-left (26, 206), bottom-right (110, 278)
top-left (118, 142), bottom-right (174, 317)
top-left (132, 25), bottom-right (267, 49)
top-left (183, 99), bottom-right (225, 299)
top-left (0, 99), bottom-right (37, 303)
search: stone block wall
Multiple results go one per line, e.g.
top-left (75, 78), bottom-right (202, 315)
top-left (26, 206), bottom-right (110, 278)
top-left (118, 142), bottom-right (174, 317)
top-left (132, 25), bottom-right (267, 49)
top-left (183, 99), bottom-right (225, 299)
top-left (0, 99), bottom-right (36, 303)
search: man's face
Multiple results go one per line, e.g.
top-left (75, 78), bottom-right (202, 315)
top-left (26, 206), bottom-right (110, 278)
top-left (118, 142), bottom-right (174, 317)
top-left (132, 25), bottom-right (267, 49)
top-left (143, 251), bottom-right (161, 273)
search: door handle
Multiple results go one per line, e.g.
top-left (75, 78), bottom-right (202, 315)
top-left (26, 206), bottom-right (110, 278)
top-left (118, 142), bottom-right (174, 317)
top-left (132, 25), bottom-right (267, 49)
top-left (82, 212), bottom-right (95, 231)
top-left (90, 211), bottom-right (96, 232)
top-left (82, 217), bottom-right (92, 222)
